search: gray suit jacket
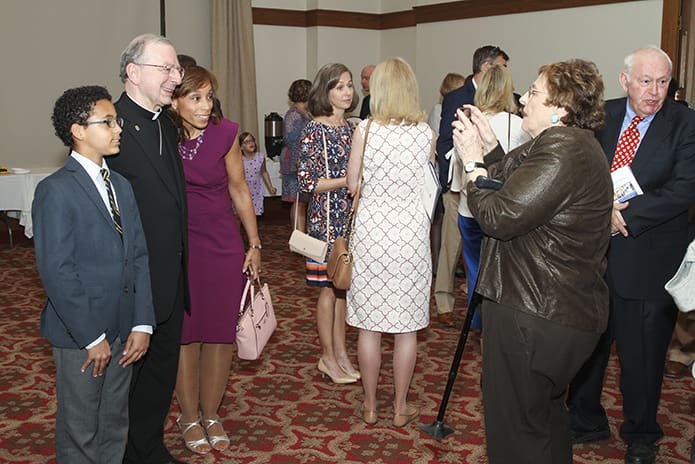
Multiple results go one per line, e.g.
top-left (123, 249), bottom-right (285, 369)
top-left (33, 156), bottom-right (156, 349)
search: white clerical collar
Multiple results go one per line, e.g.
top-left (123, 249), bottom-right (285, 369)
top-left (125, 92), bottom-right (163, 120)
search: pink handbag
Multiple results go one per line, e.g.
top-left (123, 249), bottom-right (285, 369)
top-left (236, 276), bottom-right (277, 360)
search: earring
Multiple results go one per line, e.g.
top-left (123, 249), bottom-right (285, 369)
top-left (550, 114), bottom-right (560, 124)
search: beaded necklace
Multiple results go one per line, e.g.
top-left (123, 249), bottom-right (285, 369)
top-left (178, 130), bottom-right (205, 160)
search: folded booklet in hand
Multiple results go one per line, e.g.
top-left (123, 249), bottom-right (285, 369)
top-left (611, 166), bottom-right (643, 203)
top-left (422, 161), bottom-right (441, 222)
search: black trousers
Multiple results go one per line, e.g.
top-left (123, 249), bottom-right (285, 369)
top-left (567, 293), bottom-right (677, 445)
top-left (124, 283), bottom-right (185, 464)
top-left (482, 300), bottom-right (600, 464)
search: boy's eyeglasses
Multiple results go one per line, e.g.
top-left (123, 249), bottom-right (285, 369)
top-left (82, 117), bottom-right (124, 129)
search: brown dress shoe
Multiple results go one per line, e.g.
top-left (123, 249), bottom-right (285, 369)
top-left (437, 312), bottom-right (455, 326)
top-left (664, 360), bottom-right (691, 378)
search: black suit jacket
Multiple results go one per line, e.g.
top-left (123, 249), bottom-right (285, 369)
top-left (597, 97), bottom-right (695, 299)
top-left (359, 95), bottom-right (371, 119)
top-left (33, 157), bottom-right (156, 348)
top-left (109, 93), bottom-right (189, 322)
top-left (436, 79), bottom-right (476, 191)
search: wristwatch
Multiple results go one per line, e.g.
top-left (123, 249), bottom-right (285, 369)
top-left (464, 161), bottom-right (486, 173)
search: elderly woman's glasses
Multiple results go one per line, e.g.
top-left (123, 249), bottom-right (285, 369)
top-left (135, 62), bottom-right (185, 79)
top-left (82, 117), bottom-right (124, 129)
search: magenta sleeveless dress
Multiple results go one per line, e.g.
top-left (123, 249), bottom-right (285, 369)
top-left (179, 118), bottom-right (245, 344)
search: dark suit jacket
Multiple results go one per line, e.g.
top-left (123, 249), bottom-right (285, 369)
top-left (359, 95), bottom-right (371, 120)
top-left (436, 79), bottom-right (476, 191)
top-left (33, 157), bottom-right (155, 349)
top-left (597, 97), bottom-right (695, 299)
top-left (109, 93), bottom-right (189, 323)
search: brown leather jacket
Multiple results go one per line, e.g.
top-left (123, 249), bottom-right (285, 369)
top-left (468, 126), bottom-right (613, 332)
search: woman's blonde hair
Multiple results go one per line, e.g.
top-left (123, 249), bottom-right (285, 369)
top-left (439, 72), bottom-right (466, 101)
top-left (473, 64), bottom-right (517, 114)
top-left (370, 57), bottom-right (426, 125)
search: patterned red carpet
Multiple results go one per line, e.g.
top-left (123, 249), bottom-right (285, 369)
top-left (0, 206), bottom-right (693, 463)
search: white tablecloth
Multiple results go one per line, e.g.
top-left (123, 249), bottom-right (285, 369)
top-left (0, 168), bottom-right (57, 238)
top-left (0, 160), bottom-right (279, 240)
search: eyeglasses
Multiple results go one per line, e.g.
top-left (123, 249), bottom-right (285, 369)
top-left (242, 139), bottom-right (256, 144)
top-left (82, 117), bottom-right (124, 129)
top-left (135, 62), bottom-right (185, 78)
top-left (527, 86), bottom-right (548, 98)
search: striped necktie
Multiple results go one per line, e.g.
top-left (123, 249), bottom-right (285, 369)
top-left (610, 115), bottom-right (643, 172)
top-left (100, 169), bottom-right (123, 236)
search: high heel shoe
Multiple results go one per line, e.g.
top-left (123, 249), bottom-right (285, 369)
top-left (339, 364), bottom-right (361, 380)
top-left (359, 404), bottom-right (378, 425)
top-left (317, 358), bottom-right (357, 384)
top-left (201, 417), bottom-right (230, 452)
top-left (177, 416), bottom-right (211, 455)
top-left (392, 406), bottom-right (419, 428)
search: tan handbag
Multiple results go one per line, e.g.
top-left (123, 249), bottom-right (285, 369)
top-left (327, 120), bottom-right (371, 290)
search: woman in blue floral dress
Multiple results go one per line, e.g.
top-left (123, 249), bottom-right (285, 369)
top-left (298, 63), bottom-right (360, 384)
top-left (280, 79), bottom-right (311, 231)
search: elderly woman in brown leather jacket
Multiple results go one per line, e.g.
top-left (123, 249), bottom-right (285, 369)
top-left (452, 59), bottom-right (613, 464)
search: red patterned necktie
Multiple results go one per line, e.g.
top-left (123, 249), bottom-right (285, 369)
top-left (610, 115), bottom-right (643, 172)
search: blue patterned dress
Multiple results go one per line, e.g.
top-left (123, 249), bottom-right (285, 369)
top-left (297, 120), bottom-right (353, 286)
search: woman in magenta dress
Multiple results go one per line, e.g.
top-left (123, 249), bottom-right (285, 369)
top-left (169, 65), bottom-right (261, 455)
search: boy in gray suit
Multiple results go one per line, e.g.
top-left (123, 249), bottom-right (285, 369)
top-left (33, 86), bottom-right (156, 463)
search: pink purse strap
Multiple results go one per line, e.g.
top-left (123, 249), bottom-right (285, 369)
top-left (239, 276), bottom-right (262, 316)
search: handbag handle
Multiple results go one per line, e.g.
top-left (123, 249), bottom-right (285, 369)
top-left (239, 275), bottom-right (264, 317)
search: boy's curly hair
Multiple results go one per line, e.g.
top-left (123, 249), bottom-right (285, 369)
top-left (52, 86), bottom-right (112, 148)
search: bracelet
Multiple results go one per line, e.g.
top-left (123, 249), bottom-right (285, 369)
top-left (249, 244), bottom-right (262, 250)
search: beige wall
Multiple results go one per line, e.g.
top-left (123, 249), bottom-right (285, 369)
top-left (416, 1), bottom-right (662, 113)
top-left (0, 0), bottom-right (209, 169)
top-left (0, 0), bottom-right (663, 169)
top-left (251, 0), bottom-right (661, 142)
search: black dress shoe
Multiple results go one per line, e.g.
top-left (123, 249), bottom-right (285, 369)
top-left (571, 426), bottom-right (610, 444)
top-left (625, 442), bottom-right (657, 464)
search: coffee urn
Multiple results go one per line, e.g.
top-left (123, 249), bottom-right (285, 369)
top-left (264, 112), bottom-right (283, 159)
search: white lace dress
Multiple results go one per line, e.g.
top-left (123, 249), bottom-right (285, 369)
top-left (346, 120), bottom-right (433, 333)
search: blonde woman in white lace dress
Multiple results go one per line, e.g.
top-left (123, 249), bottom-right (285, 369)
top-left (346, 57), bottom-right (434, 428)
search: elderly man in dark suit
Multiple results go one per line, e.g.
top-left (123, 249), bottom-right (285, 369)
top-left (34, 85), bottom-right (155, 463)
top-left (434, 45), bottom-right (508, 327)
top-left (108, 34), bottom-right (189, 464)
top-left (568, 46), bottom-right (695, 464)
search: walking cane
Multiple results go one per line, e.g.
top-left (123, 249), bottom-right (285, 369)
top-left (419, 294), bottom-right (480, 440)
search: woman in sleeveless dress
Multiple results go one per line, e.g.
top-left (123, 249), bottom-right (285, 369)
top-left (346, 58), bottom-right (435, 427)
top-left (169, 65), bottom-right (262, 455)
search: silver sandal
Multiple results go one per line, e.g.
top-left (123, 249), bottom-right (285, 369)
top-left (201, 417), bottom-right (230, 451)
top-left (176, 416), bottom-right (211, 455)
